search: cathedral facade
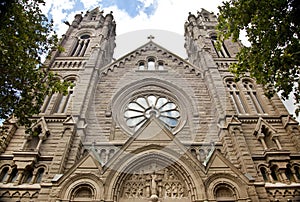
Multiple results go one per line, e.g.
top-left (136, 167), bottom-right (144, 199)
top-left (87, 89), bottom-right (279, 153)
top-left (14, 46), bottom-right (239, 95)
top-left (0, 8), bottom-right (300, 202)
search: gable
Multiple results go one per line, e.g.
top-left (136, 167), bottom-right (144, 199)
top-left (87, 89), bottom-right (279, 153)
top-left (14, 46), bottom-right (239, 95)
top-left (99, 40), bottom-right (203, 77)
top-left (204, 150), bottom-right (253, 183)
top-left (52, 152), bottom-right (102, 185)
top-left (103, 117), bottom-right (205, 172)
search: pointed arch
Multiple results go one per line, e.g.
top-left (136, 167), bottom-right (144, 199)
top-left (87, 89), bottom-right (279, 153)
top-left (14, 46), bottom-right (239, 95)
top-left (105, 146), bottom-right (206, 201)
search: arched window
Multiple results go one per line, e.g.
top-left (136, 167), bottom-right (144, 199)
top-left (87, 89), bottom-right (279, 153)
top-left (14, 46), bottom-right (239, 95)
top-left (108, 149), bottom-right (115, 160)
top-left (71, 185), bottom-right (94, 201)
top-left (215, 184), bottom-right (236, 201)
top-left (22, 167), bottom-right (33, 184)
top-left (211, 35), bottom-right (230, 58)
top-left (9, 168), bottom-right (18, 183)
top-left (158, 61), bottom-right (164, 70)
top-left (191, 148), bottom-right (197, 158)
top-left (270, 166), bottom-right (279, 182)
top-left (242, 79), bottom-right (264, 114)
top-left (285, 164), bottom-right (294, 182)
top-left (0, 167), bottom-right (9, 183)
top-left (261, 125), bottom-right (277, 150)
top-left (52, 79), bottom-right (76, 114)
top-left (226, 78), bottom-right (247, 114)
top-left (71, 34), bottom-right (91, 57)
top-left (100, 149), bottom-right (107, 164)
top-left (260, 167), bottom-right (269, 182)
top-left (138, 62), bottom-right (145, 70)
top-left (147, 58), bottom-right (155, 70)
top-left (35, 168), bottom-right (45, 183)
top-left (199, 149), bottom-right (205, 162)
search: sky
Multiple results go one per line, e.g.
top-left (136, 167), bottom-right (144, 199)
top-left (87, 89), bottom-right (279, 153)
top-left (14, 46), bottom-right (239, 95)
top-left (40, 0), bottom-right (298, 120)
top-left (41, 0), bottom-right (224, 37)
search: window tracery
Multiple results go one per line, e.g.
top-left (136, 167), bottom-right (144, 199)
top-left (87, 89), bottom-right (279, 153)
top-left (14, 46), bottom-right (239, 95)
top-left (242, 79), bottom-right (264, 114)
top-left (225, 78), bottom-right (247, 114)
top-left (51, 78), bottom-right (76, 114)
top-left (124, 94), bottom-right (180, 131)
top-left (71, 34), bottom-right (91, 57)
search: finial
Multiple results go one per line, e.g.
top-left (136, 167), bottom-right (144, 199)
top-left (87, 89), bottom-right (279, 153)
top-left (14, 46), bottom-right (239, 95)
top-left (147, 35), bottom-right (155, 41)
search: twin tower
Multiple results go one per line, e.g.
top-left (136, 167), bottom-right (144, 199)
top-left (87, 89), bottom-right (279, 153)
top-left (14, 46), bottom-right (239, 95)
top-left (0, 7), bottom-right (300, 202)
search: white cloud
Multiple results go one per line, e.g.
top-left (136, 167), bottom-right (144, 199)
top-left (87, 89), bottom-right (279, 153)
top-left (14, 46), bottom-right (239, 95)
top-left (79, 0), bottom-right (100, 10)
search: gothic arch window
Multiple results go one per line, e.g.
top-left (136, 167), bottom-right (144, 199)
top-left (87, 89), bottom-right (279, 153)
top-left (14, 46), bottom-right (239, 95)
top-left (35, 168), bottom-right (45, 183)
top-left (261, 125), bottom-right (278, 150)
top-left (214, 184), bottom-right (236, 201)
top-left (40, 77), bottom-right (61, 113)
top-left (71, 184), bottom-right (94, 201)
top-left (124, 94), bottom-right (180, 132)
top-left (52, 78), bottom-right (76, 114)
top-left (242, 79), bottom-right (265, 114)
top-left (0, 166), bottom-right (9, 183)
top-left (211, 35), bottom-right (230, 58)
top-left (225, 78), bottom-right (247, 114)
top-left (71, 34), bottom-right (91, 57)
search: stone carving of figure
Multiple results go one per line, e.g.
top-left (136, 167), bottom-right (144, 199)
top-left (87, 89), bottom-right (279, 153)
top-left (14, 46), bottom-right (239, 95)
top-left (151, 172), bottom-right (158, 195)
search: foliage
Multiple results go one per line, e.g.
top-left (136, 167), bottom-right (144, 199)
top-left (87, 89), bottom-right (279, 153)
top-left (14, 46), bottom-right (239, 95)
top-left (217, 0), bottom-right (300, 115)
top-left (0, 0), bottom-right (70, 128)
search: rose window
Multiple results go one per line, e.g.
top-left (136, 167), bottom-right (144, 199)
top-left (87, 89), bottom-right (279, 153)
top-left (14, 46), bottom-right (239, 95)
top-left (124, 95), bottom-right (180, 131)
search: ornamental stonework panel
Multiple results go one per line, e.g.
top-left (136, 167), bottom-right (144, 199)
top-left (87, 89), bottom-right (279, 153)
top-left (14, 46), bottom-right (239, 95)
top-left (120, 163), bottom-right (190, 201)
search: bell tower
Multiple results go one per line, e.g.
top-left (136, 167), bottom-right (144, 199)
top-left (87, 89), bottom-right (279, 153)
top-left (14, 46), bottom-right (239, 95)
top-left (184, 8), bottom-right (240, 65)
top-left (42, 7), bottom-right (116, 124)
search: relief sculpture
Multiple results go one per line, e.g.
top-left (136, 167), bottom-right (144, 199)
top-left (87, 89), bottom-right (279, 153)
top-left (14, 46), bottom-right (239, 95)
top-left (121, 164), bottom-right (187, 200)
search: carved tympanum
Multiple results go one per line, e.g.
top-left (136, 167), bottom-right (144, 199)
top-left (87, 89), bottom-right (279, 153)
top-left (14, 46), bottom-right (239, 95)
top-left (121, 164), bottom-right (187, 199)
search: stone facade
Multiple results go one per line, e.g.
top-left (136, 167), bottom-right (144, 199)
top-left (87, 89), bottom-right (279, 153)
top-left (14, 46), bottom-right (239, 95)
top-left (0, 7), bottom-right (300, 202)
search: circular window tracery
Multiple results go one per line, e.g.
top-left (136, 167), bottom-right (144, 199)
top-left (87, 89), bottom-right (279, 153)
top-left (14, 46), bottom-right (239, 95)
top-left (124, 95), bottom-right (180, 131)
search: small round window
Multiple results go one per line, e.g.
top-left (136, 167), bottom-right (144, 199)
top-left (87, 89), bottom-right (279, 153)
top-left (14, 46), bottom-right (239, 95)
top-left (124, 95), bottom-right (180, 131)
